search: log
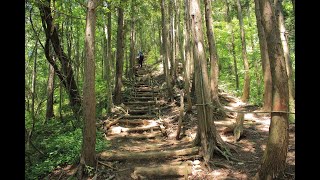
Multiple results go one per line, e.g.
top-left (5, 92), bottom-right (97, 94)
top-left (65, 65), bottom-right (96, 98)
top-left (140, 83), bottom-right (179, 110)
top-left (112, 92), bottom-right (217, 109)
top-left (106, 132), bottom-right (162, 140)
top-left (122, 125), bottom-right (160, 133)
top-left (99, 147), bottom-right (199, 161)
top-left (123, 115), bottom-right (155, 119)
top-left (124, 101), bottom-right (156, 105)
top-left (131, 165), bottom-right (192, 179)
top-left (116, 119), bottom-right (153, 125)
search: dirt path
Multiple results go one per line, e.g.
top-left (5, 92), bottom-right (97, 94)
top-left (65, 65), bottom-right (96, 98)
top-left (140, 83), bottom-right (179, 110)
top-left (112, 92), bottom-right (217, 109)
top-left (46, 65), bottom-right (295, 180)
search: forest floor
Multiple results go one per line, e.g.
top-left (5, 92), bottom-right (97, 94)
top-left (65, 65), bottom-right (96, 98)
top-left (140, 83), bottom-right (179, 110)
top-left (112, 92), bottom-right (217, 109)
top-left (46, 64), bottom-right (295, 180)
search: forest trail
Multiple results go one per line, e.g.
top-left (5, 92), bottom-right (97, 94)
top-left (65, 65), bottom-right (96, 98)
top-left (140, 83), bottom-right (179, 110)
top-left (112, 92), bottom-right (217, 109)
top-left (98, 65), bottom-right (199, 179)
top-left (46, 65), bottom-right (295, 180)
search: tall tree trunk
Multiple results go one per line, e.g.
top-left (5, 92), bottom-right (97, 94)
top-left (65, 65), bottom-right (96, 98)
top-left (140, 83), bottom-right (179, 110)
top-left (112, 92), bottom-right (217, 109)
top-left (129, 0), bottom-right (136, 80)
top-left (190, 0), bottom-right (229, 164)
top-left (254, 0), bottom-right (289, 179)
top-left (231, 28), bottom-right (239, 90)
top-left (275, 0), bottom-right (295, 121)
top-left (225, 0), bottom-right (239, 90)
top-left (46, 63), bottom-right (55, 121)
top-left (236, 0), bottom-right (250, 102)
top-left (39, 0), bottom-right (81, 118)
top-left (28, 39), bottom-right (38, 148)
top-left (203, 0), bottom-right (225, 119)
top-left (169, 0), bottom-right (176, 82)
top-left (160, 0), bottom-right (174, 101)
top-left (114, 3), bottom-right (125, 105)
top-left (80, 0), bottom-right (97, 174)
top-left (183, 0), bottom-right (192, 112)
top-left (103, 19), bottom-right (108, 80)
top-left (254, 0), bottom-right (272, 111)
top-left (107, 4), bottom-right (113, 72)
top-left (75, 29), bottom-right (80, 85)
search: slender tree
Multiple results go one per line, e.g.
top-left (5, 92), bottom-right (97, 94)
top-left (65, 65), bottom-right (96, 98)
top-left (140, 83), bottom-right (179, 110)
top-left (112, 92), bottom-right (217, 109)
top-left (79, 0), bottom-right (98, 176)
top-left (254, 0), bottom-right (289, 178)
top-left (160, 0), bottom-right (174, 101)
top-left (254, 0), bottom-right (272, 111)
top-left (236, 0), bottom-right (250, 102)
top-left (190, 0), bottom-right (229, 164)
top-left (225, 0), bottom-right (239, 90)
top-left (38, 0), bottom-right (82, 118)
top-left (183, 0), bottom-right (193, 112)
top-left (114, 2), bottom-right (126, 105)
top-left (275, 0), bottom-right (295, 121)
top-left (45, 63), bottom-right (55, 121)
top-left (203, 0), bottom-right (226, 118)
top-left (129, 0), bottom-right (136, 80)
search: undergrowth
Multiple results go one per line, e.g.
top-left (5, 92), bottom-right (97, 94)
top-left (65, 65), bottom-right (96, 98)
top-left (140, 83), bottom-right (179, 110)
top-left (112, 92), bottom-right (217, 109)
top-left (25, 116), bottom-right (109, 179)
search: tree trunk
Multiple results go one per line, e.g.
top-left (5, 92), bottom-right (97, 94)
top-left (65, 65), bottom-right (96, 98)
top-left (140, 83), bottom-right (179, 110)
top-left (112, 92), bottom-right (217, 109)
top-left (107, 5), bottom-right (113, 72)
top-left (103, 21), bottom-right (108, 81)
top-left (236, 0), bottom-right (250, 102)
top-left (114, 4), bottom-right (125, 105)
top-left (203, 0), bottom-right (226, 119)
top-left (275, 0), bottom-right (295, 121)
top-left (107, 3), bottom-right (113, 112)
top-left (160, 0), bottom-right (174, 101)
top-left (45, 63), bottom-right (55, 121)
top-left (291, 0), bottom-right (295, 13)
top-left (254, 0), bottom-right (289, 179)
top-left (183, 0), bottom-right (193, 113)
top-left (75, 29), bottom-right (80, 85)
top-left (225, 0), bottom-right (239, 90)
top-left (169, 0), bottom-right (176, 81)
top-left (129, 0), bottom-right (136, 80)
top-left (28, 39), bottom-right (38, 147)
top-left (38, 0), bottom-right (82, 118)
top-left (190, 0), bottom-right (229, 164)
top-left (81, 0), bottom-right (98, 171)
top-left (254, 0), bottom-right (272, 111)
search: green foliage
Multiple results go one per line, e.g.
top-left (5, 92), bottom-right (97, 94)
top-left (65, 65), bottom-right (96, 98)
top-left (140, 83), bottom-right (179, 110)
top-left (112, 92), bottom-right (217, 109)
top-left (25, 119), bottom-right (109, 179)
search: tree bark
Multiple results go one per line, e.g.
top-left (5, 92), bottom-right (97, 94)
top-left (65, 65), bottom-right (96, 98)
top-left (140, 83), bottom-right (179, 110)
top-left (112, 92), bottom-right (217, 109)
top-left (81, 0), bottom-right (98, 169)
top-left (190, 0), bottom-right (229, 164)
top-left (168, 0), bottom-right (176, 81)
top-left (38, 0), bottom-right (81, 118)
top-left (160, 0), bottom-right (174, 101)
top-left (46, 63), bottom-right (55, 121)
top-left (203, 0), bottom-right (226, 119)
top-left (254, 0), bottom-right (272, 111)
top-left (275, 0), bottom-right (295, 121)
top-left (114, 3), bottom-right (126, 105)
top-left (225, 0), bottom-right (239, 90)
top-left (236, 0), bottom-right (250, 102)
top-left (129, 0), bottom-right (136, 80)
top-left (183, 0), bottom-right (193, 112)
top-left (254, 0), bottom-right (289, 179)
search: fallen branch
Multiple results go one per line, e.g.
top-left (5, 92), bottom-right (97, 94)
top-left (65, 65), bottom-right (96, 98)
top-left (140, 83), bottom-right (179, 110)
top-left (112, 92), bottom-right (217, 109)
top-left (131, 165), bottom-right (192, 179)
top-left (98, 161), bottom-right (118, 170)
top-left (99, 147), bottom-right (199, 161)
top-left (105, 115), bottom-right (125, 129)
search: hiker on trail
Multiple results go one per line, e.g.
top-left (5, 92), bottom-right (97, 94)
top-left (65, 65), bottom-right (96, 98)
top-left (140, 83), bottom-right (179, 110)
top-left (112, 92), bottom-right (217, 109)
top-left (137, 51), bottom-right (144, 68)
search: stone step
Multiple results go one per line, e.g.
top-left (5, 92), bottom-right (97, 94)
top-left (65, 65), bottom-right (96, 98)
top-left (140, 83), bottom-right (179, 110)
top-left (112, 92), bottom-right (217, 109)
top-left (131, 97), bottom-right (155, 101)
top-left (128, 109), bottom-right (152, 115)
top-left (124, 101), bottom-right (156, 105)
top-left (122, 115), bottom-right (155, 120)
